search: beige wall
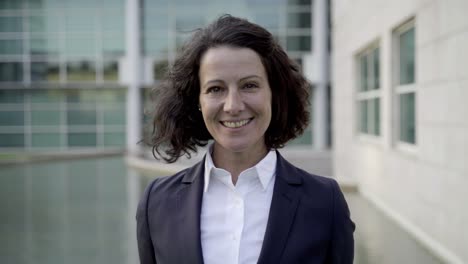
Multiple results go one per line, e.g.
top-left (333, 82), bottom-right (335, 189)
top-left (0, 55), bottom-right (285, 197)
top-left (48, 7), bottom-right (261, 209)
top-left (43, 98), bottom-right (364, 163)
top-left (332, 0), bottom-right (468, 262)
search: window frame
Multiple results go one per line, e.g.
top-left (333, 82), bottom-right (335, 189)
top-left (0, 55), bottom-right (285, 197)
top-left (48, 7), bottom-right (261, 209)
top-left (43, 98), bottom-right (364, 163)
top-left (356, 42), bottom-right (381, 139)
top-left (392, 18), bottom-right (417, 150)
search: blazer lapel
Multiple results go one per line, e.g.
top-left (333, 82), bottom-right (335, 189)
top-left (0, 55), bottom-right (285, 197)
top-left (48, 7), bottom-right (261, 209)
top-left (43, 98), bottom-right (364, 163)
top-left (257, 152), bottom-right (302, 264)
top-left (174, 158), bottom-right (205, 264)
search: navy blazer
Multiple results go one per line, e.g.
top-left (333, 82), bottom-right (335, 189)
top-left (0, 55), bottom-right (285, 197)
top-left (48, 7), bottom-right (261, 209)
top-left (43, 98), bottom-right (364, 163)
top-left (136, 151), bottom-right (355, 264)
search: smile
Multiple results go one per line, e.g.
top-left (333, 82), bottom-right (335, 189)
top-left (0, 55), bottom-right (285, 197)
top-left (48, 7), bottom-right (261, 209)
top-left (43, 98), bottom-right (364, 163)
top-left (220, 118), bottom-right (253, 128)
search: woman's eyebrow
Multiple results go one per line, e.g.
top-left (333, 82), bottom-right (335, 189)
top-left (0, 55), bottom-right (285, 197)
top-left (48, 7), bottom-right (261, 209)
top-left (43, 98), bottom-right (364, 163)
top-left (239, 75), bottom-right (261, 81)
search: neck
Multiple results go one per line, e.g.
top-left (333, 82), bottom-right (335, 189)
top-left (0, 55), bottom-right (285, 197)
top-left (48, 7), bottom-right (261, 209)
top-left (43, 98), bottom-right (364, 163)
top-left (211, 143), bottom-right (268, 185)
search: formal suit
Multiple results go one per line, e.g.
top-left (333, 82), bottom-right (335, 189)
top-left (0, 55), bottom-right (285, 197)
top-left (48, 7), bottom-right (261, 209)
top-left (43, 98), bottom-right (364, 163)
top-left (136, 151), bottom-right (355, 264)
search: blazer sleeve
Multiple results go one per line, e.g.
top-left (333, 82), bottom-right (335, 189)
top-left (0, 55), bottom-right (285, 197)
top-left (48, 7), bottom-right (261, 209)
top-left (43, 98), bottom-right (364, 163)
top-left (329, 180), bottom-right (355, 264)
top-left (136, 179), bottom-right (158, 264)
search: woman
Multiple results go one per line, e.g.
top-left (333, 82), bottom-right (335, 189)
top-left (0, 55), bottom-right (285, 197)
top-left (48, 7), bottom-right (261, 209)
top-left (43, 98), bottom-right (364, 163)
top-left (137, 15), bottom-right (355, 264)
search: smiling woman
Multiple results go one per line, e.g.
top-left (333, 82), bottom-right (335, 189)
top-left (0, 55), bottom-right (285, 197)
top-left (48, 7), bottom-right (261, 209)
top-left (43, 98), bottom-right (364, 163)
top-left (198, 46), bottom-right (272, 181)
top-left (138, 15), bottom-right (355, 264)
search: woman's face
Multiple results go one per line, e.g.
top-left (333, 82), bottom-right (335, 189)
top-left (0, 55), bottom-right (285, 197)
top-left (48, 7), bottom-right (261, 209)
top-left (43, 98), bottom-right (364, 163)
top-left (198, 46), bottom-right (272, 156)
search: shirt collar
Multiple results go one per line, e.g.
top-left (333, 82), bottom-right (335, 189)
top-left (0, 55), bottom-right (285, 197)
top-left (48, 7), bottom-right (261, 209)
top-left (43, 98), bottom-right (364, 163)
top-left (203, 144), bottom-right (277, 193)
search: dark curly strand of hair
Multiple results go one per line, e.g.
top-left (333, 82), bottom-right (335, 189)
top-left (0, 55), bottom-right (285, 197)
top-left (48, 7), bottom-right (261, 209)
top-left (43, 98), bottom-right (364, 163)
top-left (148, 14), bottom-right (310, 163)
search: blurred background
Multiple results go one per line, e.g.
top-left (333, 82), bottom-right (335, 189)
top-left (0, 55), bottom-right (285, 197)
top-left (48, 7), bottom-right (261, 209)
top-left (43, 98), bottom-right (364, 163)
top-left (0, 0), bottom-right (466, 263)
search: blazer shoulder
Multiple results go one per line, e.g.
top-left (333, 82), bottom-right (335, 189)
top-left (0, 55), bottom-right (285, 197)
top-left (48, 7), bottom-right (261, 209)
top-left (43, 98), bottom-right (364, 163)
top-left (278, 152), bottom-right (337, 191)
top-left (143, 166), bottom-right (194, 197)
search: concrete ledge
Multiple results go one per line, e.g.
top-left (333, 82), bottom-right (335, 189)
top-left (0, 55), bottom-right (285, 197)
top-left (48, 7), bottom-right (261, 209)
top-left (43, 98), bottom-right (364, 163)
top-left (360, 189), bottom-right (465, 264)
top-left (127, 149), bottom-right (358, 192)
top-left (0, 149), bottom-right (124, 167)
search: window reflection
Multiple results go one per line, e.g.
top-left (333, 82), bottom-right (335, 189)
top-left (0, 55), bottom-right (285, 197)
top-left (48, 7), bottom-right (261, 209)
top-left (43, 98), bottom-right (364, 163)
top-left (0, 133), bottom-right (24, 147)
top-left (0, 0), bottom-right (22, 9)
top-left (103, 61), bottom-right (119, 81)
top-left (0, 39), bottom-right (23, 55)
top-left (68, 132), bottom-right (97, 147)
top-left (30, 38), bottom-right (61, 56)
top-left (67, 61), bottom-right (96, 81)
top-left (399, 27), bottom-right (415, 85)
top-left (0, 62), bottom-right (23, 82)
top-left (65, 37), bottom-right (96, 57)
top-left (102, 36), bottom-right (125, 57)
top-left (286, 35), bottom-right (311, 51)
top-left (0, 16), bottom-right (22, 32)
top-left (287, 12), bottom-right (311, 28)
top-left (28, 14), bottom-right (61, 33)
top-left (399, 92), bottom-right (416, 144)
top-left (31, 61), bottom-right (60, 82)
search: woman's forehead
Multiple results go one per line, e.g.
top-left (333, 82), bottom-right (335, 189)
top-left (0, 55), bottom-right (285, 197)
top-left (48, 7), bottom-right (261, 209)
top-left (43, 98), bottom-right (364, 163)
top-left (198, 46), bottom-right (267, 83)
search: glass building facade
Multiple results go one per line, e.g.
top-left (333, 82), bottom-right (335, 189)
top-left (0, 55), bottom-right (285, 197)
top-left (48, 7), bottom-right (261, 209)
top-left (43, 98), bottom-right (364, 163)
top-left (0, 0), bottom-right (313, 151)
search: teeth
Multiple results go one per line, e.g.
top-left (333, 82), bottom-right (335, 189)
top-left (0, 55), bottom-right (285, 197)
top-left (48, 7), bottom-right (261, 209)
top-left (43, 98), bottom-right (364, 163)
top-left (222, 119), bottom-right (250, 128)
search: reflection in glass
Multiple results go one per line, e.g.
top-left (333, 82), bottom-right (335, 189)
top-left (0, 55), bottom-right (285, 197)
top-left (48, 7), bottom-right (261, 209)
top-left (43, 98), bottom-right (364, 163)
top-left (65, 10), bottom-right (96, 32)
top-left (0, 89), bottom-right (23, 103)
top-left (0, 133), bottom-right (24, 147)
top-left (103, 132), bottom-right (125, 147)
top-left (287, 12), bottom-right (311, 28)
top-left (31, 61), bottom-right (60, 82)
top-left (103, 61), bottom-right (118, 81)
top-left (66, 90), bottom-right (96, 103)
top-left (370, 98), bottom-right (380, 135)
top-left (286, 35), bottom-right (311, 51)
top-left (288, 0), bottom-right (312, 5)
top-left (175, 15), bottom-right (204, 31)
top-left (101, 9), bottom-right (125, 32)
top-left (0, 0), bottom-right (22, 9)
top-left (0, 16), bottom-right (22, 32)
top-left (29, 14), bottom-right (61, 33)
top-left (30, 38), bottom-right (61, 56)
top-left (360, 55), bottom-right (368, 91)
top-left (102, 36), bottom-right (125, 57)
top-left (0, 62), bottom-right (23, 82)
top-left (373, 47), bottom-right (380, 90)
top-left (399, 27), bottom-right (415, 85)
top-left (68, 132), bottom-right (97, 147)
top-left (144, 37), bottom-right (169, 56)
top-left (360, 100), bottom-right (368, 134)
top-left (399, 92), bottom-right (416, 144)
top-left (30, 89), bottom-right (64, 104)
top-left (0, 39), bottom-right (23, 55)
top-left (31, 111), bottom-right (61, 126)
top-left (142, 12), bottom-right (169, 33)
top-left (32, 133), bottom-right (62, 147)
top-left (103, 106), bottom-right (125, 125)
top-left (67, 61), bottom-right (96, 81)
top-left (67, 109), bottom-right (97, 125)
top-left (0, 111), bottom-right (24, 126)
top-left (65, 37), bottom-right (96, 57)
top-left (254, 13), bottom-right (279, 30)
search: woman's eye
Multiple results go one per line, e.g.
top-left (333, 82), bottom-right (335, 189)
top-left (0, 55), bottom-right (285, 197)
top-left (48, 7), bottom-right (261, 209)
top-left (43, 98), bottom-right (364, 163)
top-left (206, 86), bottom-right (222, 93)
top-left (244, 83), bottom-right (258, 89)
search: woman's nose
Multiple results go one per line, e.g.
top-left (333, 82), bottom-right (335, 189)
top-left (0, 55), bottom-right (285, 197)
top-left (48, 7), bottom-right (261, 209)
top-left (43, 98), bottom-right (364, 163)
top-left (223, 89), bottom-right (245, 114)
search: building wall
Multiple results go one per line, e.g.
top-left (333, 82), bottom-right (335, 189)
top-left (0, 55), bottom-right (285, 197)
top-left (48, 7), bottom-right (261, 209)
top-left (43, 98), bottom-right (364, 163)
top-left (1, 0), bottom-right (316, 151)
top-left (332, 0), bottom-right (468, 262)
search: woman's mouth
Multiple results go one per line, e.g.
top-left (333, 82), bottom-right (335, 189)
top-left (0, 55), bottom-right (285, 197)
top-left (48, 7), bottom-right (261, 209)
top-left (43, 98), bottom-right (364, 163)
top-left (220, 118), bottom-right (253, 128)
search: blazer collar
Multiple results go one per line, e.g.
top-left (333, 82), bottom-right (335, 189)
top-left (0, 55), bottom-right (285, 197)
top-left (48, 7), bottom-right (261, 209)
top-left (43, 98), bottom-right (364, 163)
top-left (257, 151), bottom-right (303, 264)
top-left (175, 151), bottom-right (303, 264)
top-left (176, 157), bottom-right (205, 264)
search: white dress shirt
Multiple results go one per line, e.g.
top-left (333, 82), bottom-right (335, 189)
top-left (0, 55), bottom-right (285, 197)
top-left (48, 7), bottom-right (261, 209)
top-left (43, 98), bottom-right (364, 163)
top-left (200, 146), bottom-right (277, 264)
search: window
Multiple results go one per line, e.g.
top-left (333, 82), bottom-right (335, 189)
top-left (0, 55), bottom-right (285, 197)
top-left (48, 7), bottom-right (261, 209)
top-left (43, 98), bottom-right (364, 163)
top-left (357, 44), bottom-right (380, 136)
top-left (394, 20), bottom-right (416, 144)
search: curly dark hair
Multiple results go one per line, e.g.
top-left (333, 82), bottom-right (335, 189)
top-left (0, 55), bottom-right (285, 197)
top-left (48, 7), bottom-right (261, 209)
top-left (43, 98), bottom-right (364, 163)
top-left (149, 14), bottom-right (310, 163)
